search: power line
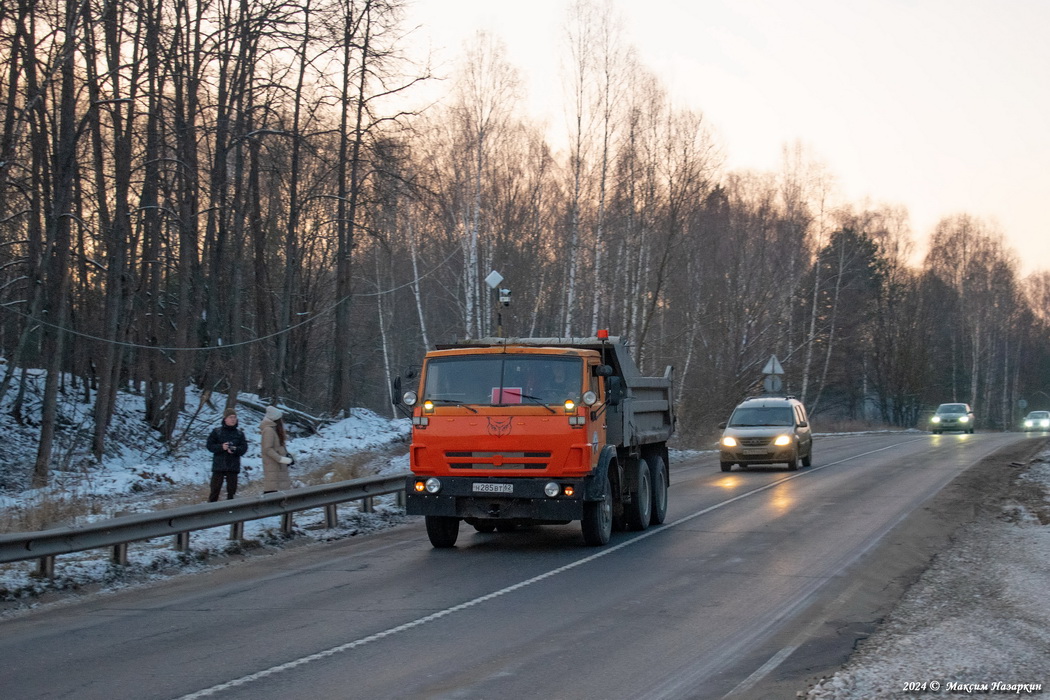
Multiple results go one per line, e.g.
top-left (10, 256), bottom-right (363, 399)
top-left (0, 247), bottom-right (460, 352)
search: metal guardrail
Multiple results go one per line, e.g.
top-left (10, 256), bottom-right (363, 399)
top-left (0, 472), bottom-right (411, 578)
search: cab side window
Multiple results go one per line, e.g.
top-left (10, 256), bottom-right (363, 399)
top-left (589, 364), bottom-right (601, 401)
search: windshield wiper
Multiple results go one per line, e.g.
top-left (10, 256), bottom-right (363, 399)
top-left (427, 398), bottom-right (478, 413)
top-left (517, 393), bottom-right (557, 414)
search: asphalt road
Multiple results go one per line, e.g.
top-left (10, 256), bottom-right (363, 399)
top-left (1, 432), bottom-right (1043, 700)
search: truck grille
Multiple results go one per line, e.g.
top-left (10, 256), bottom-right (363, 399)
top-left (446, 451), bottom-right (551, 470)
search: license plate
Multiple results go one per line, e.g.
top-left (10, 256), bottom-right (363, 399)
top-left (741, 448), bottom-right (769, 455)
top-left (473, 482), bottom-right (513, 494)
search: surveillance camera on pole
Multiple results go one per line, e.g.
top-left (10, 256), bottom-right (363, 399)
top-left (485, 271), bottom-right (511, 336)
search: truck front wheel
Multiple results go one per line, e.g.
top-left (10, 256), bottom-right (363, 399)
top-left (425, 516), bottom-right (460, 548)
top-left (581, 472), bottom-right (613, 546)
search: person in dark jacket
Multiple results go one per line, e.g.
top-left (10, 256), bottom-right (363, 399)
top-left (206, 407), bottom-right (248, 501)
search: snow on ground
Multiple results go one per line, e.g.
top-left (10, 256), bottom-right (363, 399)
top-left (0, 372), bottom-right (411, 603)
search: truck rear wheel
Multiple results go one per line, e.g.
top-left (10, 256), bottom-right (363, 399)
top-left (624, 458), bottom-right (652, 531)
top-left (581, 472), bottom-right (612, 546)
top-left (647, 454), bottom-right (668, 526)
top-left (425, 516), bottom-right (460, 548)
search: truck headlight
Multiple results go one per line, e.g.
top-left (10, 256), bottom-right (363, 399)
top-left (582, 391), bottom-right (598, 406)
top-left (425, 478), bottom-right (442, 494)
top-left (774, 434), bottom-right (792, 446)
top-left (403, 391), bottom-right (418, 406)
top-left (544, 482), bottom-right (561, 497)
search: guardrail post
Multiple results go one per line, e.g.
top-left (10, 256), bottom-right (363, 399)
top-left (397, 489), bottom-right (406, 508)
top-left (111, 543), bottom-right (128, 566)
top-left (280, 513), bottom-right (293, 535)
top-left (175, 531), bottom-right (191, 552)
top-left (325, 504), bottom-right (338, 528)
top-left (37, 556), bottom-right (55, 579)
top-left (362, 496), bottom-right (374, 514)
top-left (229, 521), bottom-right (244, 541)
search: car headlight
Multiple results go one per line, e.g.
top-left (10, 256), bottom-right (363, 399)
top-left (773, 434), bottom-right (792, 447)
top-left (958, 416), bottom-right (969, 423)
top-left (1025, 421), bottom-right (1033, 427)
top-left (1042, 420), bottom-right (1050, 428)
top-left (721, 436), bottom-right (738, 448)
top-left (931, 416), bottom-right (941, 423)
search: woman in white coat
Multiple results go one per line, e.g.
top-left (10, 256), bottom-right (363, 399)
top-left (260, 405), bottom-right (293, 493)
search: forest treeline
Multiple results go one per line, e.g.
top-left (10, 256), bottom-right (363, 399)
top-left (2, 0), bottom-right (1049, 486)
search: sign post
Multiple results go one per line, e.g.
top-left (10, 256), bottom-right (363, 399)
top-left (762, 355), bottom-right (784, 394)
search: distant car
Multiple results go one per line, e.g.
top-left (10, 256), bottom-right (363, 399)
top-left (930, 403), bottom-right (975, 434)
top-left (1022, 410), bottom-right (1050, 432)
top-left (719, 396), bottom-right (813, 472)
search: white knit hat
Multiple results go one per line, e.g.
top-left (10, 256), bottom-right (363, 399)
top-left (264, 405), bottom-right (283, 421)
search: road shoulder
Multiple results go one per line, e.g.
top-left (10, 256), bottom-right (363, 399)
top-left (736, 437), bottom-right (1049, 699)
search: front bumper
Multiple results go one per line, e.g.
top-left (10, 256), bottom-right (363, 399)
top-left (720, 447), bottom-right (795, 464)
top-left (405, 475), bottom-right (594, 520)
top-left (931, 420), bottom-right (970, 431)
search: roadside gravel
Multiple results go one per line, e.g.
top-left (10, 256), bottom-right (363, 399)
top-left (804, 446), bottom-right (1050, 699)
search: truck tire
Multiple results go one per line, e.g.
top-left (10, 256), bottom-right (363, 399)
top-left (647, 454), bottom-right (668, 526)
top-left (581, 472), bottom-right (612, 546)
top-left (425, 516), bottom-right (460, 548)
top-left (624, 457), bottom-right (652, 531)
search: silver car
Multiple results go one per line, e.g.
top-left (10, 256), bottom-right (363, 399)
top-left (930, 403), bottom-right (975, 434)
top-left (719, 396), bottom-right (813, 472)
top-left (1022, 410), bottom-right (1050, 432)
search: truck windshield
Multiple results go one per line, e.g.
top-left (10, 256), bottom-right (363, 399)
top-left (423, 355), bottom-right (583, 406)
top-left (728, 407), bottom-right (794, 427)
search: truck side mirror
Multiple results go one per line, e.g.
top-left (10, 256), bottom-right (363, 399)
top-left (594, 364), bottom-right (614, 377)
top-left (606, 376), bottom-right (623, 406)
top-left (391, 377), bottom-right (403, 406)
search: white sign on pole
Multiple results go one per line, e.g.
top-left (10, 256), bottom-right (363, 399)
top-left (484, 270), bottom-right (504, 289)
top-left (762, 355), bottom-right (784, 375)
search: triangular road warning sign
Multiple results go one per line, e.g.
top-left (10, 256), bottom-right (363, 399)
top-left (762, 355), bottom-right (784, 375)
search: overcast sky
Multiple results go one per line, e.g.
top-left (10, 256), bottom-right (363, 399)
top-left (402, 0), bottom-right (1050, 275)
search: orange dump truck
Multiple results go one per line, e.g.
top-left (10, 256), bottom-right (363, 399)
top-left (394, 334), bottom-right (675, 547)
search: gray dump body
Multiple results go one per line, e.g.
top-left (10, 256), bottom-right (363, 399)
top-left (439, 336), bottom-right (675, 448)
